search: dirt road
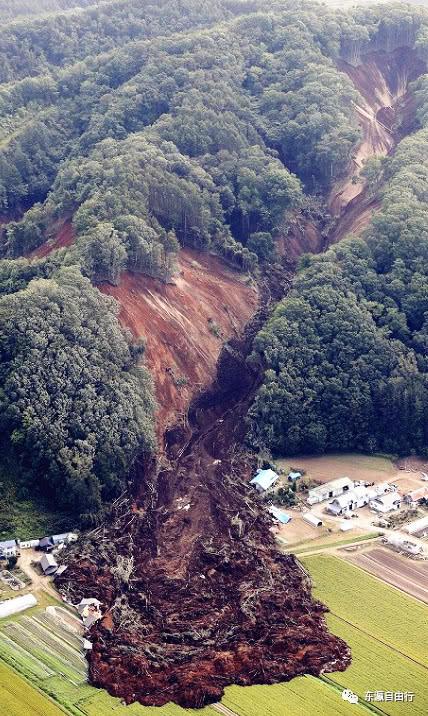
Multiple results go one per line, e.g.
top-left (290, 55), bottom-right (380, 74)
top-left (18, 549), bottom-right (59, 599)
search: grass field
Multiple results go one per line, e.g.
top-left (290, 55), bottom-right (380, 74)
top-left (0, 661), bottom-right (65, 716)
top-left (0, 556), bottom-right (426, 715)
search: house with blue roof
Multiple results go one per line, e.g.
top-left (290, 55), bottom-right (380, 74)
top-left (250, 468), bottom-right (279, 493)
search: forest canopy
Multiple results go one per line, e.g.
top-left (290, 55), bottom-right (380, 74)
top-left (248, 125), bottom-right (428, 457)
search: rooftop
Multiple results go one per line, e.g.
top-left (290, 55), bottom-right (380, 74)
top-left (250, 468), bottom-right (279, 491)
top-left (309, 476), bottom-right (353, 497)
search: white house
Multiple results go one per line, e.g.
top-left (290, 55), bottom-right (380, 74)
top-left (0, 540), bottom-right (18, 559)
top-left (307, 477), bottom-right (353, 505)
top-left (250, 469), bottom-right (279, 493)
top-left (370, 492), bottom-right (401, 513)
top-left (326, 485), bottom-right (370, 516)
top-left (18, 539), bottom-right (40, 549)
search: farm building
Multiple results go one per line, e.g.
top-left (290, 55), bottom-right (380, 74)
top-left (18, 539), bottom-right (40, 549)
top-left (403, 486), bottom-right (428, 505)
top-left (0, 540), bottom-right (18, 559)
top-left (250, 468), bottom-right (279, 493)
top-left (370, 492), bottom-right (401, 513)
top-left (38, 537), bottom-right (54, 552)
top-left (268, 506), bottom-right (292, 524)
top-left (307, 477), bottom-right (353, 505)
top-left (40, 554), bottom-right (58, 575)
top-left (77, 598), bottom-right (102, 629)
top-left (51, 532), bottom-right (78, 546)
top-left (0, 593), bottom-right (37, 618)
top-left (340, 521), bottom-right (354, 532)
top-left (385, 534), bottom-right (423, 555)
top-left (326, 485), bottom-right (370, 516)
top-left (405, 515), bottom-right (428, 537)
top-left (303, 513), bottom-right (322, 527)
top-left (288, 471), bottom-right (302, 481)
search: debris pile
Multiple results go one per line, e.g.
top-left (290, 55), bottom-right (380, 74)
top-left (57, 306), bottom-right (350, 708)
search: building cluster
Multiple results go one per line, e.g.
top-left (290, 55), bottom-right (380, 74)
top-left (0, 532), bottom-right (77, 577)
top-left (306, 477), bottom-right (403, 516)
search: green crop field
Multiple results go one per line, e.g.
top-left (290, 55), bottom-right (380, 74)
top-left (0, 556), bottom-right (426, 715)
top-left (0, 661), bottom-right (65, 716)
top-left (302, 555), bottom-right (427, 664)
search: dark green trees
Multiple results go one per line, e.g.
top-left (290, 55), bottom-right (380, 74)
top-left (0, 268), bottom-right (155, 523)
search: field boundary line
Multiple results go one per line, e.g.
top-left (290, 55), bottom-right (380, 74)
top-left (319, 675), bottom-right (389, 716)
top-left (329, 612), bottom-right (427, 670)
top-left (212, 703), bottom-right (239, 716)
top-left (0, 656), bottom-right (74, 716)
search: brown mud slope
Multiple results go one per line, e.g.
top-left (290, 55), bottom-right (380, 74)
top-left (101, 249), bottom-right (258, 439)
top-left (29, 220), bottom-right (75, 258)
top-left (57, 289), bottom-right (350, 708)
top-left (330, 47), bottom-right (425, 243)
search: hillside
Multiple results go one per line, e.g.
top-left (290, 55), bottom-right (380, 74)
top-left (1, 0), bottom-right (428, 710)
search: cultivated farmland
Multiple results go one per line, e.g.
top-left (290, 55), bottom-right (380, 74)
top-left (303, 555), bottom-right (427, 664)
top-left (0, 558), bottom-right (426, 715)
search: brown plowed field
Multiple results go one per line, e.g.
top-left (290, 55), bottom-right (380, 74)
top-left (347, 547), bottom-right (428, 603)
top-left (101, 249), bottom-right (258, 438)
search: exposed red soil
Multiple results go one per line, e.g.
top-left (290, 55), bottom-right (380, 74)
top-left (277, 216), bottom-right (323, 259)
top-left (100, 249), bottom-right (258, 439)
top-left (330, 47), bottom-right (425, 243)
top-left (29, 220), bottom-right (75, 258)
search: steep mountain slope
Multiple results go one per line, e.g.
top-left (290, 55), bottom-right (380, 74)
top-left (330, 46), bottom-right (425, 241)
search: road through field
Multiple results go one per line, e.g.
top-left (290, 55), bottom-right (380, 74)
top-left (348, 548), bottom-right (428, 603)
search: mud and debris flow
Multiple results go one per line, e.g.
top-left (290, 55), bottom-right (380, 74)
top-left (56, 48), bottom-right (422, 709)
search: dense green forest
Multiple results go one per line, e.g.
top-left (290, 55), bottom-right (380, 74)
top-left (248, 123), bottom-right (428, 457)
top-left (1, 0), bottom-right (428, 525)
top-left (0, 0), bottom-right (96, 22)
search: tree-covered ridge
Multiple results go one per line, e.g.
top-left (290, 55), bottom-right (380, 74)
top-left (0, 1), bottom-right (367, 281)
top-left (0, 0), bottom-right (96, 23)
top-left (248, 126), bottom-right (428, 457)
top-left (0, 267), bottom-right (155, 524)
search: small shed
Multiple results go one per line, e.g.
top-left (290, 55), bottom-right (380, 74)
top-left (38, 537), bottom-right (54, 552)
top-left (288, 471), bottom-right (302, 482)
top-left (404, 486), bottom-right (428, 505)
top-left (340, 521), bottom-right (354, 532)
top-left (250, 469), bottom-right (279, 493)
top-left (269, 506), bottom-right (292, 524)
top-left (40, 554), bottom-right (58, 576)
top-left (303, 513), bottom-right (323, 528)
top-left (0, 540), bottom-right (17, 559)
